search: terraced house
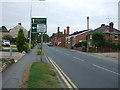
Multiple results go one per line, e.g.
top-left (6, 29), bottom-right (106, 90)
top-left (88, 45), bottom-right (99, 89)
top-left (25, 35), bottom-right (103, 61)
top-left (65, 30), bottom-right (90, 49)
top-left (51, 26), bottom-right (69, 47)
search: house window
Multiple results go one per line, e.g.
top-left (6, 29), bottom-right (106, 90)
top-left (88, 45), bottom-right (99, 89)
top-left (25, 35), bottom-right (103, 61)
top-left (90, 34), bottom-right (92, 39)
top-left (114, 34), bottom-right (118, 40)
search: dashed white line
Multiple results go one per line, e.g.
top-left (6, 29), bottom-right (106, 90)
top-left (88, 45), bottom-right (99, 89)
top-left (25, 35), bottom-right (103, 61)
top-left (73, 57), bottom-right (84, 62)
top-left (92, 64), bottom-right (120, 75)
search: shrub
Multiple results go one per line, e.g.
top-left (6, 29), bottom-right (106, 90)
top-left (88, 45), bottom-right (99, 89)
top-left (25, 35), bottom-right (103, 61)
top-left (23, 43), bottom-right (29, 53)
top-left (16, 28), bottom-right (26, 52)
top-left (37, 50), bottom-right (42, 55)
top-left (2, 35), bottom-right (13, 42)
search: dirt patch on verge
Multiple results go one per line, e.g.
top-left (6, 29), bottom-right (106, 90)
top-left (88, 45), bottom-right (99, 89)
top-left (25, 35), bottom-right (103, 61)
top-left (93, 53), bottom-right (118, 59)
top-left (20, 64), bottom-right (31, 88)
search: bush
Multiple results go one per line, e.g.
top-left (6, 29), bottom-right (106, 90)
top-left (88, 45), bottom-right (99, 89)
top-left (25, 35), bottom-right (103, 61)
top-left (23, 43), bottom-right (29, 53)
top-left (117, 42), bottom-right (120, 49)
top-left (31, 40), bottom-right (37, 48)
top-left (2, 35), bottom-right (13, 42)
top-left (16, 28), bottom-right (26, 52)
top-left (37, 50), bottom-right (42, 55)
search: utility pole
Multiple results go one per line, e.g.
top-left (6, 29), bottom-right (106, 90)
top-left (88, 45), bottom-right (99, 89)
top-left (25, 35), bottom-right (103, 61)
top-left (86, 16), bottom-right (89, 52)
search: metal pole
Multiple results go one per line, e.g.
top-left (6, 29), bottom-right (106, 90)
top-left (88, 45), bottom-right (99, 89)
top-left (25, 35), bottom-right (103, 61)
top-left (41, 32), bottom-right (43, 62)
top-left (87, 16), bottom-right (89, 52)
top-left (10, 46), bottom-right (12, 58)
top-left (29, 0), bottom-right (32, 50)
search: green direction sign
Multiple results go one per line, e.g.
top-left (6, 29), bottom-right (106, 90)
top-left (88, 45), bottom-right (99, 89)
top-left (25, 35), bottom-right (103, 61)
top-left (31, 18), bottom-right (47, 33)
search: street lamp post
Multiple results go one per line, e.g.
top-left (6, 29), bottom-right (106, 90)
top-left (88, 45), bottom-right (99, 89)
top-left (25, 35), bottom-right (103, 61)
top-left (29, 0), bottom-right (32, 49)
top-left (29, 0), bottom-right (45, 50)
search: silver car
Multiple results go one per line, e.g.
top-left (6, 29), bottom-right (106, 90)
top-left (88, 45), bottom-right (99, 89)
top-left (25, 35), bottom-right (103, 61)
top-left (2, 40), bottom-right (10, 47)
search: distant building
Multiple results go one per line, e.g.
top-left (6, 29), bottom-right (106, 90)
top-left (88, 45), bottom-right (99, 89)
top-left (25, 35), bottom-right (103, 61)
top-left (0, 26), bottom-right (9, 39)
top-left (0, 23), bottom-right (28, 39)
top-left (88, 22), bottom-right (120, 43)
top-left (9, 23), bottom-right (28, 38)
top-left (51, 26), bottom-right (69, 47)
top-left (65, 30), bottom-right (90, 49)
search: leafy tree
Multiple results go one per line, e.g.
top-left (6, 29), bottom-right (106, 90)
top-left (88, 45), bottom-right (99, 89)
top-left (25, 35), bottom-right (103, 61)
top-left (37, 34), bottom-right (50, 43)
top-left (43, 34), bottom-right (50, 43)
top-left (92, 32), bottom-right (105, 47)
top-left (2, 35), bottom-right (13, 41)
top-left (16, 28), bottom-right (26, 52)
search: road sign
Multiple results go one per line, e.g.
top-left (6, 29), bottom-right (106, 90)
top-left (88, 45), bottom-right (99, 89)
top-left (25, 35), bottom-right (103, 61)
top-left (31, 18), bottom-right (47, 33)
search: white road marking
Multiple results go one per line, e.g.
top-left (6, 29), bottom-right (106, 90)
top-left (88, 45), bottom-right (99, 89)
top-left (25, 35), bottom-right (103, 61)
top-left (73, 57), bottom-right (84, 62)
top-left (92, 64), bottom-right (120, 75)
top-left (64, 53), bottom-right (69, 56)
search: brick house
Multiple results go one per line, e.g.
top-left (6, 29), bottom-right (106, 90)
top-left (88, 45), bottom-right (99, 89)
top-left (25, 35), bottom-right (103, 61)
top-left (65, 30), bottom-right (90, 49)
top-left (51, 26), bottom-right (69, 47)
top-left (87, 22), bottom-right (120, 52)
top-left (88, 22), bottom-right (120, 44)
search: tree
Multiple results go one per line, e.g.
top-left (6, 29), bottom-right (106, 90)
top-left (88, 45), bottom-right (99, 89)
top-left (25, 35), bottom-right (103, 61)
top-left (16, 28), bottom-right (26, 52)
top-left (37, 34), bottom-right (50, 43)
top-left (2, 35), bottom-right (13, 41)
top-left (92, 32), bottom-right (105, 47)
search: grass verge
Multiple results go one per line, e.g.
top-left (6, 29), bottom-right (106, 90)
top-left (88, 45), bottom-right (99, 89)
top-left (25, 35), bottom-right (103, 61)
top-left (28, 62), bottom-right (62, 88)
top-left (2, 49), bottom-right (19, 52)
top-left (36, 50), bottom-right (44, 55)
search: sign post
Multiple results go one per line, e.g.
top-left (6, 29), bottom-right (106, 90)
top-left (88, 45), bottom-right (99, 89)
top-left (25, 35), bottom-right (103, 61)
top-left (31, 18), bottom-right (47, 61)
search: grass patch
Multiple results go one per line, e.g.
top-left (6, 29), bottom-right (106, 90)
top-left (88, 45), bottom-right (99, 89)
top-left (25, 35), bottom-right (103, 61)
top-left (37, 45), bottom-right (42, 49)
top-left (11, 45), bottom-right (17, 48)
top-left (28, 62), bottom-right (62, 88)
top-left (36, 50), bottom-right (44, 55)
top-left (2, 49), bottom-right (19, 52)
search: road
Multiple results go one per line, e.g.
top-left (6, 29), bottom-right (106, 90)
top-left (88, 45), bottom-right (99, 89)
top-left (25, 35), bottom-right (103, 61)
top-left (2, 47), bottom-right (46, 88)
top-left (43, 44), bottom-right (119, 88)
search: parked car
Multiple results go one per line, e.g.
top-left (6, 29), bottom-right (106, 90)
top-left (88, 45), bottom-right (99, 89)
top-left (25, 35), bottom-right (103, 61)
top-left (47, 42), bottom-right (53, 46)
top-left (2, 40), bottom-right (10, 47)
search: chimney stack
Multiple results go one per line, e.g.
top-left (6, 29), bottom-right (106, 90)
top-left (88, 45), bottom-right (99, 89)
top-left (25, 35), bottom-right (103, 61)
top-left (101, 24), bottom-right (105, 27)
top-left (109, 22), bottom-right (114, 32)
top-left (87, 16), bottom-right (89, 30)
top-left (64, 29), bottom-right (66, 35)
top-left (57, 27), bottom-right (60, 34)
top-left (66, 26), bottom-right (70, 35)
top-left (18, 23), bottom-right (22, 26)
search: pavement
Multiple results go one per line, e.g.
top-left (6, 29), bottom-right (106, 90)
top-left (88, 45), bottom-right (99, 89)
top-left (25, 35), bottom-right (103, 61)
top-left (2, 46), bottom-right (47, 88)
top-left (43, 44), bottom-right (119, 88)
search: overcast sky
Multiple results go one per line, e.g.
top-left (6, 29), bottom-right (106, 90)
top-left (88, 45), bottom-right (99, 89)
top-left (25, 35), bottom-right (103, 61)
top-left (0, 0), bottom-right (120, 36)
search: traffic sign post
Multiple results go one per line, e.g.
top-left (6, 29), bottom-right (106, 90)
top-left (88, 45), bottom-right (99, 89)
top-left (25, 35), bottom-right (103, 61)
top-left (31, 18), bottom-right (47, 61)
top-left (31, 18), bottom-right (47, 33)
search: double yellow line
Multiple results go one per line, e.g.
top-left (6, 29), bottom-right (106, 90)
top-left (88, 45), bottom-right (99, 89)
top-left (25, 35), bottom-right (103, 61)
top-left (48, 57), bottom-right (78, 89)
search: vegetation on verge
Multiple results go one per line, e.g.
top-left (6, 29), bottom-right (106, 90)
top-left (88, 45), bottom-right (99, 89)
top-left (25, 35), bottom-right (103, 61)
top-left (16, 28), bottom-right (29, 53)
top-left (2, 49), bottom-right (19, 52)
top-left (36, 50), bottom-right (44, 55)
top-left (28, 62), bottom-right (62, 88)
